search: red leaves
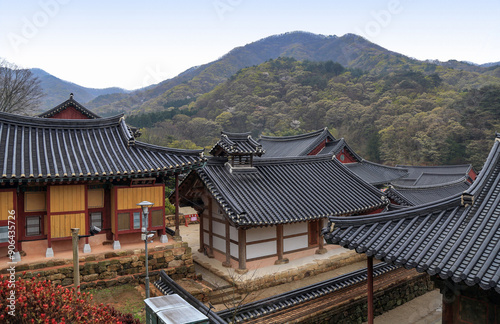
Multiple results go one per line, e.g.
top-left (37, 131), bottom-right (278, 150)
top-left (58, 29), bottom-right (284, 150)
top-left (0, 277), bottom-right (140, 324)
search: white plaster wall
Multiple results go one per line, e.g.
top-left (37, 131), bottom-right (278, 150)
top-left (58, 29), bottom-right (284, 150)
top-left (284, 235), bottom-right (308, 252)
top-left (203, 217), bottom-right (209, 230)
top-left (247, 241), bottom-right (277, 259)
top-left (212, 220), bottom-right (226, 237)
top-left (283, 222), bottom-right (307, 236)
top-left (230, 242), bottom-right (238, 258)
top-left (247, 226), bottom-right (275, 242)
top-left (204, 232), bottom-right (209, 245)
top-left (211, 200), bottom-right (225, 221)
top-left (230, 226), bottom-right (238, 241)
top-left (213, 236), bottom-right (226, 253)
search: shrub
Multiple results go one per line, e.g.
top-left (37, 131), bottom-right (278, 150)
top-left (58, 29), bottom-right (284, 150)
top-left (0, 273), bottom-right (140, 324)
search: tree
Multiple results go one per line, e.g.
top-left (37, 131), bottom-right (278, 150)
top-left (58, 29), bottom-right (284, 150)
top-left (0, 59), bottom-right (44, 115)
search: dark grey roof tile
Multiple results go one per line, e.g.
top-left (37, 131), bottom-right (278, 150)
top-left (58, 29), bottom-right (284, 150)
top-left (324, 135), bottom-right (500, 293)
top-left (0, 111), bottom-right (206, 182)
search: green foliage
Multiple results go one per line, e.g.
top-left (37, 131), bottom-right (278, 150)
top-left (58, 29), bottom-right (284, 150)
top-left (0, 273), bottom-right (140, 323)
top-left (133, 55), bottom-right (500, 169)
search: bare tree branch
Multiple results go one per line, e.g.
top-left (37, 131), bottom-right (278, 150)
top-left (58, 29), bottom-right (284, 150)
top-left (0, 59), bottom-right (44, 115)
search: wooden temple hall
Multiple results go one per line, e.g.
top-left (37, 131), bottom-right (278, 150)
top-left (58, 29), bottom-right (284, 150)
top-left (0, 95), bottom-right (206, 261)
top-left (175, 132), bottom-right (389, 272)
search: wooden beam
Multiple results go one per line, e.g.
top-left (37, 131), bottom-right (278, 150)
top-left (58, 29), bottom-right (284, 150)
top-left (208, 197), bottom-right (214, 258)
top-left (223, 219), bottom-right (231, 267)
top-left (46, 185), bottom-right (52, 248)
top-left (237, 228), bottom-right (247, 274)
top-left (198, 204), bottom-right (204, 253)
top-left (275, 224), bottom-right (288, 265)
top-left (174, 174), bottom-right (181, 240)
top-left (316, 219), bottom-right (327, 254)
top-left (367, 256), bottom-right (374, 324)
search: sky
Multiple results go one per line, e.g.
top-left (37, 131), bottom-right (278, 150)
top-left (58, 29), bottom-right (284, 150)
top-left (1, 0), bottom-right (499, 90)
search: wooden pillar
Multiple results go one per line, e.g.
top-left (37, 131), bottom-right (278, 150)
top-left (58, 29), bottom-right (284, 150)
top-left (442, 301), bottom-right (454, 324)
top-left (46, 185), bottom-right (51, 248)
top-left (45, 185), bottom-right (54, 257)
top-left (367, 256), bottom-right (374, 324)
top-left (174, 174), bottom-right (181, 241)
top-left (198, 207), bottom-right (204, 253)
top-left (236, 228), bottom-right (247, 274)
top-left (316, 219), bottom-right (327, 254)
top-left (440, 286), bottom-right (457, 324)
top-left (207, 198), bottom-right (214, 258)
top-left (223, 219), bottom-right (231, 267)
top-left (275, 224), bottom-right (288, 265)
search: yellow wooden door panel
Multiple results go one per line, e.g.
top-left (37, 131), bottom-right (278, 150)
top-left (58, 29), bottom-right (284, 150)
top-left (50, 213), bottom-right (86, 238)
top-left (50, 185), bottom-right (85, 213)
top-left (0, 191), bottom-right (14, 221)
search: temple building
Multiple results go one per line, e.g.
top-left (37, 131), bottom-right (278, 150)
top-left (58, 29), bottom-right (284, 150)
top-left (174, 132), bottom-right (388, 272)
top-left (323, 134), bottom-right (500, 323)
top-left (392, 164), bottom-right (477, 186)
top-left (0, 95), bottom-right (206, 261)
top-left (258, 128), bottom-right (409, 187)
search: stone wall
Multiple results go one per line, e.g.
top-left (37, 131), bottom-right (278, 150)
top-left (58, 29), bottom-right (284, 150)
top-left (300, 272), bottom-right (435, 323)
top-left (166, 214), bottom-right (199, 227)
top-left (1, 242), bottom-right (196, 290)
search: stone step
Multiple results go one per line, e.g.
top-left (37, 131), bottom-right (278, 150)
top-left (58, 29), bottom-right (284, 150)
top-left (208, 285), bottom-right (243, 305)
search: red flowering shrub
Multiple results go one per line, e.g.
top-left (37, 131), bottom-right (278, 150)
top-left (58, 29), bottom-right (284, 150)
top-left (0, 273), bottom-right (140, 324)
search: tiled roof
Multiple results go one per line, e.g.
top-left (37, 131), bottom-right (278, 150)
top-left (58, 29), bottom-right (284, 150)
top-left (217, 262), bottom-right (399, 323)
top-left (393, 164), bottom-right (474, 186)
top-left (209, 131), bottom-right (264, 156)
top-left (258, 128), bottom-right (335, 157)
top-left (345, 160), bottom-right (409, 186)
top-left (38, 95), bottom-right (101, 119)
top-left (387, 179), bottom-right (471, 206)
top-left (155, 271), bottom-right (227, 324)
top-left (0, 111), bottom-right (206, 182)
top-left (324, 135), bottom-right (500, 294)
top-left (180, 154), bottom-right (388, 227)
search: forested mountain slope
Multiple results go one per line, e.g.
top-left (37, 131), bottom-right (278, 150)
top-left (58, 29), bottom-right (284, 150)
top-left (131, 56), bottom-right (500, 169)
top-left (88, 31), bottom-right (405, 115)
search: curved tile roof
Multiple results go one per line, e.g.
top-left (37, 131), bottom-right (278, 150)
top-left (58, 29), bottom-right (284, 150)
top-left (209, 131), bottom-right (264, 156)
top-left (258, 128), bottom-right (335, 157)
top-left (393, 164), bottom-right (474, 186)
top-left (387, 179), bottom-right (471, 206)
top-left (0, 111), bottom-right (205, 182)
top-left (38, 95), bottom-right (101, 119)
top-left (324, 135), bottom-right (500, 294)
top-left (183, 154), bottom-right (388, 228)
top-left (345, 160), bottom-right (408, 186)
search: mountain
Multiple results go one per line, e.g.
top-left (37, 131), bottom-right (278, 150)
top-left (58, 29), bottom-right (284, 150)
top-left (30, 68), bottom-right (128, 112)
top-left (88, 31), bottom-right (406, 115)
top-left (481, 61), bottom-right (500, 68)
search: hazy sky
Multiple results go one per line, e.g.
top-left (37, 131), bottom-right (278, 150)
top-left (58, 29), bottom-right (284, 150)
top-left (1, 0), bottom-right (499, 90)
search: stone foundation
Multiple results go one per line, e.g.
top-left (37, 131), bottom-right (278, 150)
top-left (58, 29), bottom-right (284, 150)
top-left (1, 242), bottom-right (196, 290)
top-left (299, 272), bottom-right (435, 323)
top-left (196, 249), bottom-right (367, 293)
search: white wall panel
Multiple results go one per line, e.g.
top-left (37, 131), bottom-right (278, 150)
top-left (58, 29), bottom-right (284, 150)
top-left (213, 236), bottom-right (226, 253)
top-left (230, 226), bottom-right (238, 241)
top-left (284, 235), bottom-right (308, 252)
top-left (247, 226), bottom-right (275, 242)
top-left (230, 243), bottom-right (239, 258)
top-left (247, 241), bottom-right (277, 259)
top-left (283, 222), bottom-right (307, 236)
top-left (212, 220), bottom-right (226, 237)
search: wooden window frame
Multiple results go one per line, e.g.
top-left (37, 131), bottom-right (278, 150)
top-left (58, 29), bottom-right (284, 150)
top-left (25, 215), bottom-right (42, 237)
top-left (116, 207), bottom-right (164, 234)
